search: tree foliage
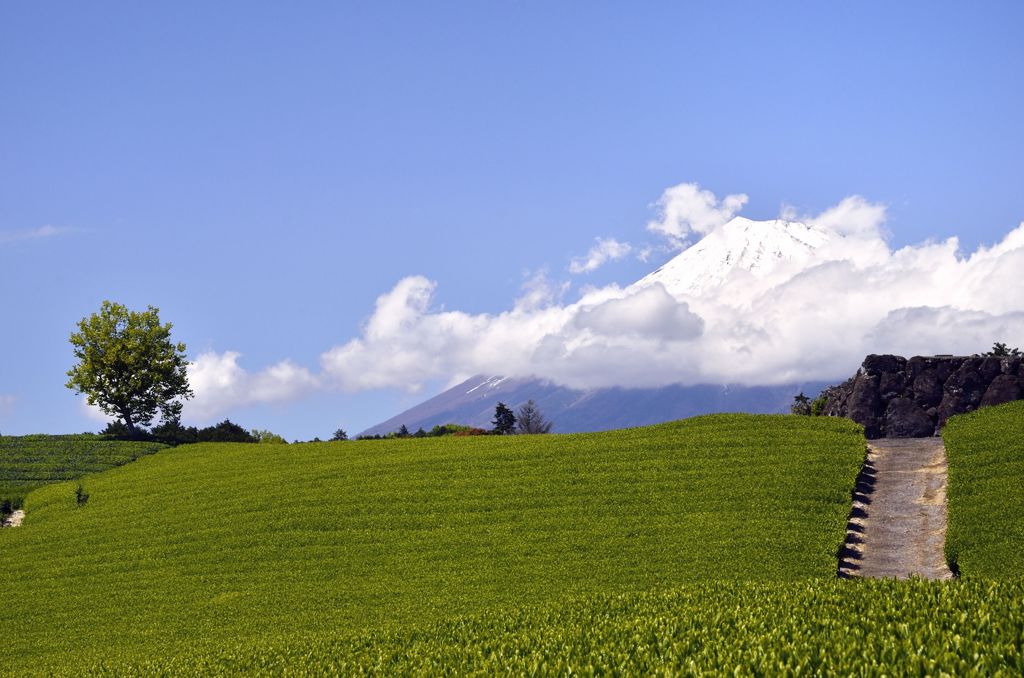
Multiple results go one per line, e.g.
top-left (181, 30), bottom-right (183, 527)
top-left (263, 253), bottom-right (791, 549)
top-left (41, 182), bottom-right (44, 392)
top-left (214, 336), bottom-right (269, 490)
top-left (252, 430), bottom-right (288, 444)
top-left (791, 392), bottom-right (812, 416)
top-left (331, 428), bottom-right (348, 442)
top-left (196, 419), bottom-right (257, 443)
top-left (515, 399), bottom-right (553, 434)
top-left (491, 402), bottom-right (516, 435)
top-left (66, 301), bottom-right (192, 437)
top-left (987, 342), bottom-right (1022, 357)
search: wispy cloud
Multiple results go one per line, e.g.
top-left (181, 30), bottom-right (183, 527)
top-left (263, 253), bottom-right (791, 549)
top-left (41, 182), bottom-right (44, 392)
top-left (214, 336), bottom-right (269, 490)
top-left (0, 395), bottom-right (15, 419)
top-left (569, 237), bottom-right (633, 274)
top-left (0, 225), bottom-right (70, 245)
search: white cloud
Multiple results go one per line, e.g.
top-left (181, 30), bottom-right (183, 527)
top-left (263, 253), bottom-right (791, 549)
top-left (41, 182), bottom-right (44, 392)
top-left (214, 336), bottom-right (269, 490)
top-left (185, 351), bottom-right (319, 421)
top-left (120, 185), bottom-right (1024, 416)
top-left (646, 182), bottom-right (748, 246)
top-left (569, 237), bottom-right (633, 273)
top-left (807, 195), bottom-right (888, 238)
top-left (573, 284), bottom-right (703, 340)
top-left (79, 398), bottom-right (112, 423)
top-left (315, 190), bottom-right (1024, 392)
top-left (515, 270), bottom-right (570, 312)
top-left (0, 225), bottom-right (69, 245)
top-left (635, 245), bottom-right (657, 263)
top-left (71, 352), bottom-right (319, 426)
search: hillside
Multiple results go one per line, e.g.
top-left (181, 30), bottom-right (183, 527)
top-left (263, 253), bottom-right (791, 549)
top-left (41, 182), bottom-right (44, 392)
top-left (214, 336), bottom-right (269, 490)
top-left (85, 404), bottom-right (1024, 675)
top-left (0, 435), bottom-right (166, 513)
top-left (0, 415), bottom-right (863, 673)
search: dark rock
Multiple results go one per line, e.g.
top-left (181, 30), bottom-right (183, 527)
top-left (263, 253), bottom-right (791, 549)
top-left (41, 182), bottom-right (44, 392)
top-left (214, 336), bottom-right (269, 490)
top-left (945, 364), bottom-right (987, 409)
top-left (879, 372), bottom-right (906, 399)
top-left (979, 357), bottom-right (1003, 382)
top-left (906, 356), bottom-right (931, 379)
top-left (934, 359), bottom-right (962, 382)
top-left (818, 379), bottom-right (853, 418)
top-left (848, 374), bottom-right (883, 438)
top-left (982, 374), bottom-right (1022, 407)
top-left (862, 354), bottom-right (907, 377)
top-left (885, 397), bottom-right (936, 437)
top-left (819, 353), bottom-right (1024, 438)
top-left (937, 394), bottom-right (964, 429)
top-left (912, 370), bottom-right (943, 407)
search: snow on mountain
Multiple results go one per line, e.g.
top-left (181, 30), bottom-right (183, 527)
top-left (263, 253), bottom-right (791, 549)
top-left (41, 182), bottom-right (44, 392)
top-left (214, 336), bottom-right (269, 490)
top-left (632, 216), bottom-right (830, 297)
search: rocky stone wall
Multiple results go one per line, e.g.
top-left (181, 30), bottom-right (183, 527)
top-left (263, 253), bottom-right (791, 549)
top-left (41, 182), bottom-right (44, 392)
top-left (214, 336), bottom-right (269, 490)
top-left (819, 354), bottom-right (1023, 438)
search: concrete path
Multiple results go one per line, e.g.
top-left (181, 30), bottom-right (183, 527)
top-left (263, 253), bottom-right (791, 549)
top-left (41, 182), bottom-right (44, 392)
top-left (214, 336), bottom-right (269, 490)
top-left (839, 438), bottom-right (954, 580)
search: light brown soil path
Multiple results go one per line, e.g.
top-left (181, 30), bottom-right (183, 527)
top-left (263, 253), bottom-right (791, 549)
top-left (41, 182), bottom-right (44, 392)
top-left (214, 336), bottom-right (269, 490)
top-left (839, 438), bottom-right (954, 580)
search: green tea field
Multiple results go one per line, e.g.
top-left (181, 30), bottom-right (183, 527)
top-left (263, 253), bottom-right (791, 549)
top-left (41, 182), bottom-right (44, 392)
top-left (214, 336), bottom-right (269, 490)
top-left (2, 407), bottom-right (1023, 675)
top-left (0, 435), bottom-right (165, 513)
top-left (1, 414), bottom-right (862, 673)
top-left (944, 400), bottom-right (1024, 577)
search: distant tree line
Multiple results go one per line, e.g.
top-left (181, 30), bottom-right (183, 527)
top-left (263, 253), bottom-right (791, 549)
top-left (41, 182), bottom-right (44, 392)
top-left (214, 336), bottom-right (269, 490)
top-left (100, 418), bottom-right (281, 445)
top-left (359, 400), bottom-right (555, 440)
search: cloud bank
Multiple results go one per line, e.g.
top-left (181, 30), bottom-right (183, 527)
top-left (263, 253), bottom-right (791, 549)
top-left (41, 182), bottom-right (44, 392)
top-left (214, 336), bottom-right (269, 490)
top-left (176, 182), bottom-right (1024, 419)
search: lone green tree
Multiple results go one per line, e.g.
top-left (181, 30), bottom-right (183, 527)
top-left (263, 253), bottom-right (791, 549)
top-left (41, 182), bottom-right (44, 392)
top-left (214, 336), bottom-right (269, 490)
top-left (66, 301), bottom-right (193, 438)
top-left (491, 402), bottom-right (516, 435)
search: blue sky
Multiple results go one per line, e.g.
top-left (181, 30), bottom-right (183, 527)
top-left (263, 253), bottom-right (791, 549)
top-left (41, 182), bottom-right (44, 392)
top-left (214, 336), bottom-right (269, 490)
top-left (2, 2), bottom-right (1024, 438)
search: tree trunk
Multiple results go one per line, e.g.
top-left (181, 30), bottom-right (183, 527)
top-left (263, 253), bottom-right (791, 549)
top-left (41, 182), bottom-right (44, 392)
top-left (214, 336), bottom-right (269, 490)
top-left (123, 413), bottom-right (139, 440)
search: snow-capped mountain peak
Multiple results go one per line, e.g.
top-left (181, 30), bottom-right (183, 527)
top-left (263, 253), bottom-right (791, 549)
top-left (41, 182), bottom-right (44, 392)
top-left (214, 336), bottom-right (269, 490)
top-left (632, 216), bottom-right (830, 297)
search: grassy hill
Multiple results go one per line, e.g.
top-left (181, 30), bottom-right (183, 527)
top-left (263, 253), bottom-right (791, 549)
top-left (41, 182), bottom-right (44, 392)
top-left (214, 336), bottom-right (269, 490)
top-left (0, 434), bottom-right (165, 514)
top-left (4, 406), bottom-right (1023, 675)
top-left (944, 400), bottom-right (1024, 577)
top-left (0, 414), bottom-right (863, 673)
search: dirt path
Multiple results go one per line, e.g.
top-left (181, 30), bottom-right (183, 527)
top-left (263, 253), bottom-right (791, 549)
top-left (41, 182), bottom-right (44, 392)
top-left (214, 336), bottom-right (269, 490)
top-left (839, 438), bottom-right (954, 580)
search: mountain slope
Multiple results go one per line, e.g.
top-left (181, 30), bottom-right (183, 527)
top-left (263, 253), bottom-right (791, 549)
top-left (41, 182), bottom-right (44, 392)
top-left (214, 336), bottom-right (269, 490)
top-left (360, 375), bottom-right (829, 436)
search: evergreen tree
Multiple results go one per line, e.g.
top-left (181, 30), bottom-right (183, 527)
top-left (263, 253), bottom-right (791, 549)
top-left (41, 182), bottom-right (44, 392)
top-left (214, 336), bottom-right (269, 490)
top-left (491, 402), bottom-right (516, 435)
top-left (331, 428), bottom-right (348, 441)
top-left (397, 424), bottom-right (410, 437)
top-left (791, 392), bottom-right (812, 416)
